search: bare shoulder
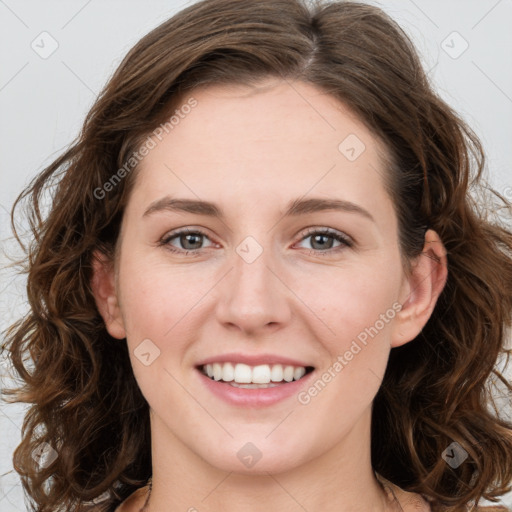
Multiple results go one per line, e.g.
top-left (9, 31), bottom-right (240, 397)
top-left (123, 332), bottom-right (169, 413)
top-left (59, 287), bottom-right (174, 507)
top-left (112, 485), bottom-right (149, 512)
top-left (475, 507), bottom-right (511, 511)
top-left (77, 503), bottom-right (115, 512)
top-left (76, 484), bottom-right (148, 512)
top-left (392, 491), bottom-right (511, 511)
top-left (375, 474), bottom-right (429, 511)
top-left (377, 474), bottom-right (511, 512)
top-left (76, 498), bottom-right (119, 512)
top-left (393, 489), bottom-right (511, 512)
top-left (392, 487), bottom-right (431, 511)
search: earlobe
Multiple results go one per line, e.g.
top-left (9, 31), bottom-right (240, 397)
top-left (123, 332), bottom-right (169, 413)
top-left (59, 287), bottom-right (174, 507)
top-left (391, 230), bottom-right (448, 348)
top-left (90, 249), bottom-right (126, 340)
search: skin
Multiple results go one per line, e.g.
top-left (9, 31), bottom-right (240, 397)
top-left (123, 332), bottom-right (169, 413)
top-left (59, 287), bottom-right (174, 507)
top-left (92, 78), bottom-right (447, 512)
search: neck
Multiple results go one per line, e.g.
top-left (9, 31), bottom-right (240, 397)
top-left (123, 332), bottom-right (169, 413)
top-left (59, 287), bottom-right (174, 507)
top-left (140, 408), bottom-right (398, 512)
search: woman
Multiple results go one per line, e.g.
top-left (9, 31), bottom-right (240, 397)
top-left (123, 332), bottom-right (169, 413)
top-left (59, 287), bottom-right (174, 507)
top-left (2, 0), bottom-right (511, 511)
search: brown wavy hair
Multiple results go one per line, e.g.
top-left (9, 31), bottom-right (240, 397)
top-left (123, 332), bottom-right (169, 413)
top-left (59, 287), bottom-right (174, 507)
top-left (2, 0), bottom-right (512, 511)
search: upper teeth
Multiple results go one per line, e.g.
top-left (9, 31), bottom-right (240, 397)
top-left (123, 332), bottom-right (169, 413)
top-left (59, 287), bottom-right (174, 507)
top-left (202, 363), bottom-right (307, 384)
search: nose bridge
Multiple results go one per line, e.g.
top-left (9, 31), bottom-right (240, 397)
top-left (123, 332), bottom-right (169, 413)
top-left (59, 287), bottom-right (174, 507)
top-left (215, 235), bottom-right (290, 331)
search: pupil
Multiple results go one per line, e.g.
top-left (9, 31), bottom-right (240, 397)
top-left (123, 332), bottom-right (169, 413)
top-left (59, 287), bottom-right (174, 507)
top-left (312, 234), bottom-right (333, 250)
top-left (182, 234), bottom-right (202, 250)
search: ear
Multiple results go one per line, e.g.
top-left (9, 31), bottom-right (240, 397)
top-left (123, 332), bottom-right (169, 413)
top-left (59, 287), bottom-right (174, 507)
top-left (90, 249), bottom-right (126, 339)
top-left (391, 229), bottom-right (448, 348)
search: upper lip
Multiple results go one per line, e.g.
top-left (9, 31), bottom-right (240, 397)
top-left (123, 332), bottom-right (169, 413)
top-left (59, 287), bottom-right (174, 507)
top-left (196, 353), bottom-right (314, 368)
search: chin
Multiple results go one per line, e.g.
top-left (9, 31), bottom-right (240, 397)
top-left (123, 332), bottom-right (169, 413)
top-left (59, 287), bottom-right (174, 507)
top-left (196, 436), bottom-right (309, 475)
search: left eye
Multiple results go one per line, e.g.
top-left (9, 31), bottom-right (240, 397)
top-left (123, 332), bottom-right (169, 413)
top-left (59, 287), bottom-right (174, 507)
top-left (160, 229), bottom-right (214, 252)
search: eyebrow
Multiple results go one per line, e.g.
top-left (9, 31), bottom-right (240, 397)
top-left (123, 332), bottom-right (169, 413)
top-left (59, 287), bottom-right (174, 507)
top-left (142, 196), bottom-right (375, 222)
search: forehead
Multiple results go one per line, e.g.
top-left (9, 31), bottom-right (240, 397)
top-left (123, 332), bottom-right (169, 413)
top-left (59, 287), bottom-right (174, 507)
top-left (162, 79), bottom-right (383, 164)
top-left (131, 79), bottom-right (392, 218)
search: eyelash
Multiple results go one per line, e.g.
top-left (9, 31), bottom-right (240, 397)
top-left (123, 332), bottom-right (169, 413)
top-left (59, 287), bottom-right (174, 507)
top-left (158, 227), bottom-right (353, 257)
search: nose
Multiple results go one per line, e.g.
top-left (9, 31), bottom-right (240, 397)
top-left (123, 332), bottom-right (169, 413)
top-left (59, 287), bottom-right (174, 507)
top-left (215, 242), bottom-right (292, 335)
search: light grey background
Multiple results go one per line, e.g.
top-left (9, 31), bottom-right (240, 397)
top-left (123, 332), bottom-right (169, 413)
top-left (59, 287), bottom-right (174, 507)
top-left (1, 1), bottom-right (511, 510)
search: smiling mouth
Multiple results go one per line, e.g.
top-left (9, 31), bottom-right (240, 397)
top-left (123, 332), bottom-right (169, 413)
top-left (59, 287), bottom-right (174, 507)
top-left (197, 362), bottom-right (315, 388)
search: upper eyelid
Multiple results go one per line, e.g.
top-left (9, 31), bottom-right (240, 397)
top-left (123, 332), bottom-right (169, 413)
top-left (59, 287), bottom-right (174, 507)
top-left (299, 226), bottom-right (353, 243)
top-left (161, 227), bottom-right (215, 242)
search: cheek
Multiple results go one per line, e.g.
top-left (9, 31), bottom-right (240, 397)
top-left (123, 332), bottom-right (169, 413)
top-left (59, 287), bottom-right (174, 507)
top-left (294, 266), bottom-right (399, 429)
top-left (301, 257), bottom-right (403, 348)
top-left (115, 254), bottom-right (204, 391)
top-left (118, 255), bottom-right (200, 336)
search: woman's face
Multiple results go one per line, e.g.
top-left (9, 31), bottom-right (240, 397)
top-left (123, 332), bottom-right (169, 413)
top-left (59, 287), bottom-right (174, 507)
top-left (97, 79), bottom-right (437, 475)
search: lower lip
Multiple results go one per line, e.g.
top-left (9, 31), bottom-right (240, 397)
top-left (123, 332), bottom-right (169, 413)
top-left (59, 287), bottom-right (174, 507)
top-left (196, 368), bottom-right (315, 407)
